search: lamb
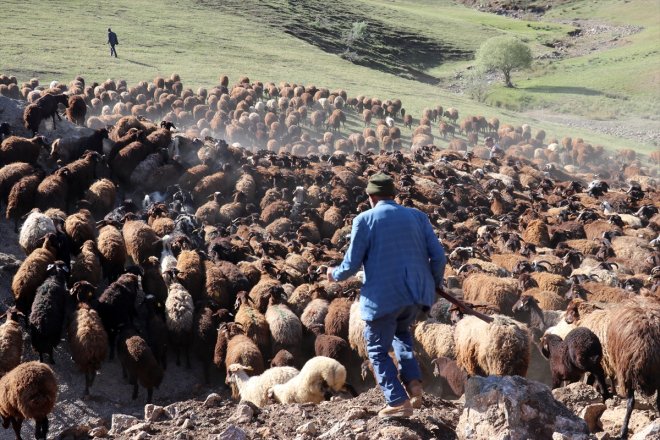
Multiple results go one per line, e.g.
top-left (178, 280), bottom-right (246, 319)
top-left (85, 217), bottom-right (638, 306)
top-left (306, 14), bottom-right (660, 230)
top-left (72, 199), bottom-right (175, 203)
top-left (539, 327), bottom-right (609, 399)
top-left (12, 233), bottom-right (58, 313)
top-left (164, 271), bottom-right (195, 367)
top-left (226, 363), bottom-right (299, 407)
top-left (18, 210), bottom-right (56, 256)
top-left (431, 356), bottom-right (467, 398)
top-left (308, 324), bottom-right (351, 367)
top-left (454, 314), bottom-right (531, 377)
top-left (214, 323), bottom-right (265, 398)
top-left (116, 326), bottom-right (164, 403)
top-left (0, 361), bottom-right (58, 440)
top-left (324, 296), bottom-right (352, 341)
top-left (268, 356), bottom-right (347, 404)
top-left (0, 136), bottom-right (49, 165)
top-left (67, 281), bottom-right (109, 396)
top-left (29, 261), bottom-right (69, 363)
top-left (0, 308), bottom-right (24, 377)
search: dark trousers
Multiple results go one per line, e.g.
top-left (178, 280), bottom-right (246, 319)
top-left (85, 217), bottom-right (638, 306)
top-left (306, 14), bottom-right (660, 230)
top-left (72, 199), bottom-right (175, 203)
top-left (364, 304), bottom-right (422, 405)
top-left (110, 45), bottom-right (117, 57)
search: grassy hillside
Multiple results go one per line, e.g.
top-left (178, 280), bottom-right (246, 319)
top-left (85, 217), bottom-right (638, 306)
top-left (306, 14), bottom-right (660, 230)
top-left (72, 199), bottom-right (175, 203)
top-left (0, 0), bottom-right (657, 153)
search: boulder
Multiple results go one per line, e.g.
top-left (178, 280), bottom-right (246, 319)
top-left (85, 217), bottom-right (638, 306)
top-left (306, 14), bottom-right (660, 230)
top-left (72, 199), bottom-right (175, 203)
top-left (457, 375), bottom-right (590, 440)
top-left (631, 420), bottom-right (660, 440)
top-left (109, 414), bottom-right (140, 435)
top-left (552, 382), bottom-right (604, 414)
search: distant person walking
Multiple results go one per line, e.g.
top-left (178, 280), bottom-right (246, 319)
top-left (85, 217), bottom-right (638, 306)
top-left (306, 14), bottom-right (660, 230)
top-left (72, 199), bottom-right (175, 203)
top-left (107, 28), bottom-right (119, 58)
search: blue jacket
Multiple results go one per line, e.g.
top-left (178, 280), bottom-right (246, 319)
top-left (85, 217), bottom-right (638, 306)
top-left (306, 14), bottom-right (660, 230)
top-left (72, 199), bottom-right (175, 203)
top-left (332, 200), bottom-right (446, 321)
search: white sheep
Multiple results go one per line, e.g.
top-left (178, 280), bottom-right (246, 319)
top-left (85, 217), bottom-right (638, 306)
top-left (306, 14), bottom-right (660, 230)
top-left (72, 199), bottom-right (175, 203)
top-left (454, 315), bottom-right (531, 377)
top-left (385, 116), bottom-right (395, 128)
top-left (226, 363), bottom-right (299, 407)
top-left (19, 210), bottom-right (56, 256)
top-left (268, 356), bottom-right (346, 404)
top-left (165, 280), bottom-right (194, 367)
top-left (160, 235), bottom-right (177, 274)
top-left (601, 201), bottom-right (642, 228)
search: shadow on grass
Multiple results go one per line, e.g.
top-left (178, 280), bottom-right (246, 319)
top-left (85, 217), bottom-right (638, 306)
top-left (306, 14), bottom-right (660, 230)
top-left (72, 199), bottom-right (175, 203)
top-left (123, 58), bottom-right (156, 68)
top-left (523, 86), bottom-right (603, 96)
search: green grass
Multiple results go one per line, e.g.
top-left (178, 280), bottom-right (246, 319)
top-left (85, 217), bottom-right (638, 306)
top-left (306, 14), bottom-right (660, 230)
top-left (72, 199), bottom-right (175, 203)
top-left (0, 0), bottom-right (657, 154)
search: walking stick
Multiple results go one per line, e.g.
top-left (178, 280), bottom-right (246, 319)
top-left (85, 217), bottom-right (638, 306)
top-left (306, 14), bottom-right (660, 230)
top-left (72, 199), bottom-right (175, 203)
top-left (436, 288), bottom-right (494, 324)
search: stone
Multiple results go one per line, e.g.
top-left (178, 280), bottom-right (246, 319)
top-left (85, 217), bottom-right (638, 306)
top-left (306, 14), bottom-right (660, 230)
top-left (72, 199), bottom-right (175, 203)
top-left (318, 421), bottom-right (348, 439)
top-left (124, 423), bottom-right (152, 435)
top-left (343, 408), bottom-right (368, 421)
top-left (89, 426), bottom-right (109, 438)
top-left (255, 427), bottom-right (272, 438)
top-left (594, 433), bottom-right (612, 440)
top-left (552, 382), bottom-right (603, 414)
top-left (600, 406), bottom-right (654, 437)
top-left (457, 376), bottom-right (590, 440)
top-left (181, 418), bottom-right (194, 430)
top-left (378, 426), bottom-right (420, 440)
top-left (228, 403), bottom-right (254, 424)
top-left (204, 393), bottom-right (224, 408)
top-left (214, 425), bottom-right (247, 440)
top-left (355, 434), bottom-right (369, 440)
top-left (165, 403), bottom-right (182, 418)
top-left (631, 420), bottom-right (660, 440)
top-left (296, 421), bottom-right (318, 436)
top-left (132, 432), bottom-right (150, 440)
top-left (109, 414), bottom-right (140, 435)
top-left (144, 404), bottom-right (170, 422)
top-left (580, 403), bottom-right (606, 433)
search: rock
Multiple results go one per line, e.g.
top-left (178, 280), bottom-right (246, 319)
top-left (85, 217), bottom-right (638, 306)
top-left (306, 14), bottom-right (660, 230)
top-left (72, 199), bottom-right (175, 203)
top-left (89, 426), bottom-right (109, 438)
top-left (552, 382), bottom-right (603, 414)
top-left (378, 426), bottom-right (420, 440)
top-left (580, 403), bottom-right (606, 433)
top-left (594, 433), bottom-right (612, 440)
top-left (318, 421), bottom-right (348, 439)
top-left (181, 418), bottom-right (194, 430)
top-left (109, 414), bottom-right (140, 435)
top-left (56, 425), bottom-right (91, 439)
top-left (144, 404), bottom-right (170, 422)
top-left (631, 420), bottom-right (660, 440)
top-left (601, 406), bottom-right (655, 438)
top-left (255, 427), bottom-right (273, 438)
top-left (343, 407), bottom-right (368, 421)
top-left (213, 425), bottom-right (247, 440)
top-left (296, 421), bottom-right (318, 436)
top-left (228, 403), bottom-right (254, 424)
top-left (124, 423), bottom-right (152, 435)
top-left (132, 432), bottom-right (150, 440)
top-left (0, 253), bottom-right (22, 273)
top-left (165, 402), bottom-right (182, 418)
top-left (174, 432), bottom-right (192, 440)
top-left (204, 393), bottom-right (224, 408)
top-left (457, 376), bottom-right (590, 440)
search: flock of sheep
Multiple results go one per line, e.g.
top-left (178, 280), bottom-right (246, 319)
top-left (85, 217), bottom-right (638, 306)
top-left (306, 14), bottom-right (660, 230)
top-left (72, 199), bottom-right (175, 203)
top-left (0, 71), bottom-right (658, 440)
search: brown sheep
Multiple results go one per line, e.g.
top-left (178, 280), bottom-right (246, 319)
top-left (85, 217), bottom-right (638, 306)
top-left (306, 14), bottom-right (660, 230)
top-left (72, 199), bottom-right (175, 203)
top-left (0, 162), bottom-right (37, 209)
top-left (70, 240), bottom-right (102, 287)
top-left (176, 250), bottom-right (206, 301)
top-left (64, 209), bottom-right (96, 253)
top-left (97, 221), bottom-right (127, 282)
top-left (122, 217), bottom-right (162, 265)
top-left (66, 95), bottom-right (87, 125)
top-left (11, 233), bottom-right (58, 313)
top-left (6, 173), bottom-right (42, 232)
top-left (35, 168), bottom-right (70, 212)
top-left (0, 361), bottom-right (58, 440)
top-left (214, 323), bottom-right (265, 397)
top-left (462, 273), bottom-right (519, 315)
top-left (0, 136), bottom-right (49, 165)
top-left (0, 308), bottom-right (24, 376)
top-left (84, 178), bottom-right (116, 219)
top-left (324, 297), bottom-right (352, 341)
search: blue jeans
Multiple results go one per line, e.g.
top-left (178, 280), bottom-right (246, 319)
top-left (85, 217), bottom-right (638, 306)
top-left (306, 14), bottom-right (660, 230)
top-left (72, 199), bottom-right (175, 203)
top-left (364, 304), bottom-right (422, 406)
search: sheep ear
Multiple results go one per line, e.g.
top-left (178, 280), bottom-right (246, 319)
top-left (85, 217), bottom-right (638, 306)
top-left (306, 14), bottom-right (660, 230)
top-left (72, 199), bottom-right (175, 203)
top-left (47, 263), bottom-right (55, 272)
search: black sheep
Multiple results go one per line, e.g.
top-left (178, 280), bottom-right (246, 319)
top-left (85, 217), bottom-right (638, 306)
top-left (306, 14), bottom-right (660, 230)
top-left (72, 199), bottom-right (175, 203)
top-left (29, 261), bottom-right (69, 363)
top-left (97, 272), bottom-right (140, 359)
top-left (540, 327), bottom-right (610, 400)
top-left (193, 301), bottom-right (232, 383)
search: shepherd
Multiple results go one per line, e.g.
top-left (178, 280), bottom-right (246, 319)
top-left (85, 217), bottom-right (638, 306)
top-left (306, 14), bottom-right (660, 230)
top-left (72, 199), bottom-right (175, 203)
top-left (327, 172), bottom-right (447, 418)
top-left (108, 28), bottom-right (119, 58)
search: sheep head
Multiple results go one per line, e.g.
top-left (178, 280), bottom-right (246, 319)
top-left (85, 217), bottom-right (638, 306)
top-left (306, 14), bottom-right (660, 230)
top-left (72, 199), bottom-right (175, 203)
top-left (71, 281), bottom-right (96, 303)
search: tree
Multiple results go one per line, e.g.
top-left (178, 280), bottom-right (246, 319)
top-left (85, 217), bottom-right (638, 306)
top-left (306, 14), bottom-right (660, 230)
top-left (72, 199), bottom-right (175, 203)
top-left (341, 21), bottom-right (368, 61)
top-left (475, 36), bottom-right (532, 88)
